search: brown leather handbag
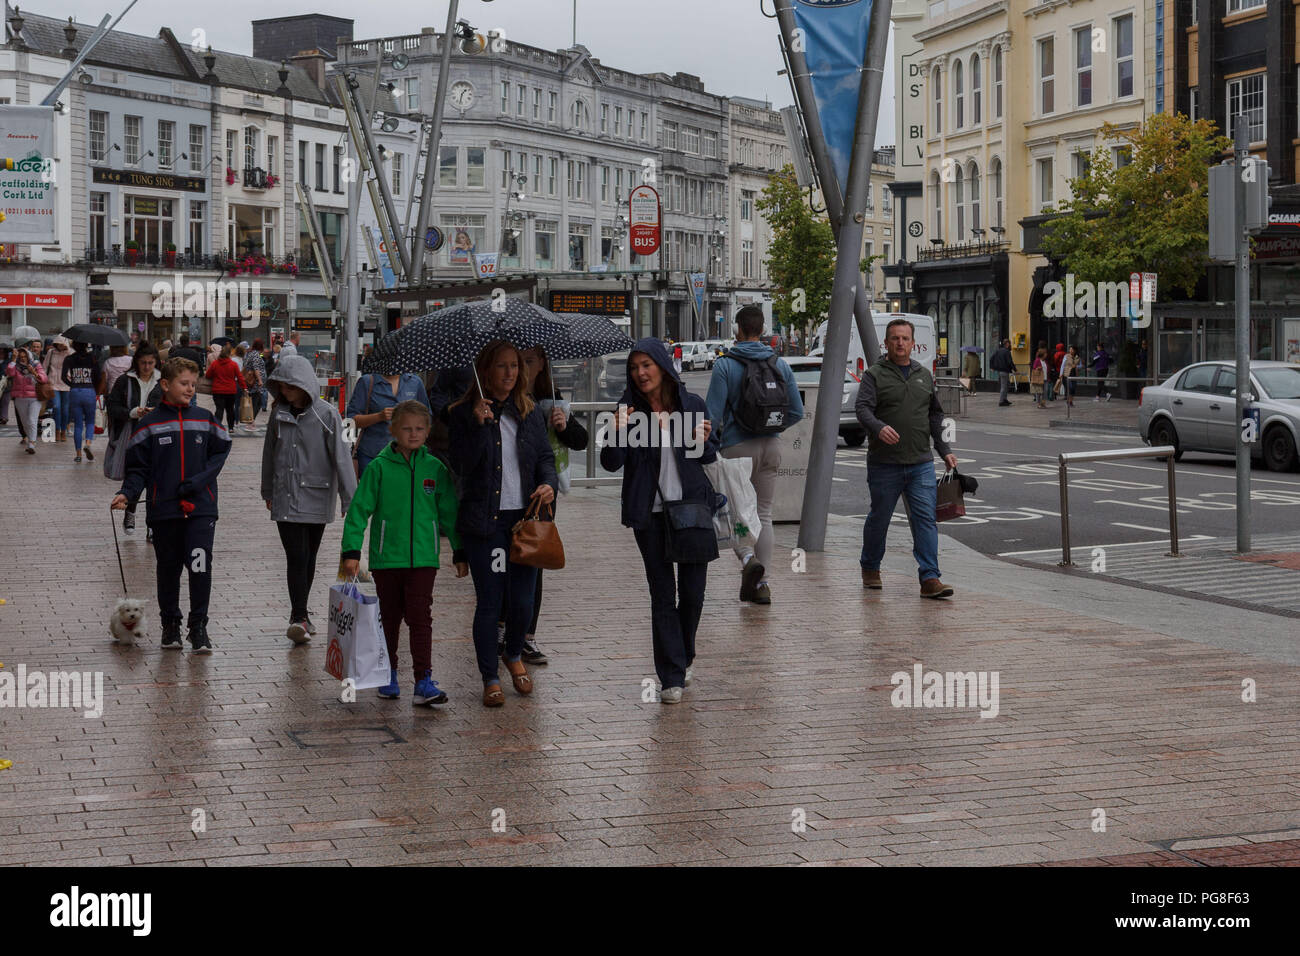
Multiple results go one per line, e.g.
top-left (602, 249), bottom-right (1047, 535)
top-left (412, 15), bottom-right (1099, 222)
top-left (510, 498), bottom-right (565, 570)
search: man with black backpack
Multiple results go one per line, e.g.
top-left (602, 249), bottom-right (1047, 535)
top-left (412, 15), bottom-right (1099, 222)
top-left (705, 306), bottom-right (804, 604)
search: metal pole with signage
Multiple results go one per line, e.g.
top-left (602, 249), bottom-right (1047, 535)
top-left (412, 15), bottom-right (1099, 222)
top-left (774, 0), bottom-right (881, 364)
top-left (1233, 124), bottom-right (1252, 553)
top-left (412, 0), bottom-right (461, 299)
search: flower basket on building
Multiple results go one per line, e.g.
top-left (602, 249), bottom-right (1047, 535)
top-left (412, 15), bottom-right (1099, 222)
top-left (125, 241), bottom-right (139, 266)
top-left (226, 167), bottom-right (236, 186)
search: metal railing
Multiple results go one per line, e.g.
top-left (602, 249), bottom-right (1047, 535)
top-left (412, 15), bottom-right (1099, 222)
top-left (1058, 446), bottom-right (1179, 567)
top-left (569, 400), bottom-right (621, 487)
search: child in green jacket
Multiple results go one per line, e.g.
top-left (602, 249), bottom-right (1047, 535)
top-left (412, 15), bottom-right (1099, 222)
top-left (341, 401), bottom-right (467, 704)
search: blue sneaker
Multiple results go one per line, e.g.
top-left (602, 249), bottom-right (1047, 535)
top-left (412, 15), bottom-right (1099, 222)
top-left (377, 668), bottom-right (400, 699)
top-left (413, 672), bottom-right (448, 706)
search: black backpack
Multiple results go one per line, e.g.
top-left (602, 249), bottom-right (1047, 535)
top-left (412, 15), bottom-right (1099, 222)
top-left (729, 354), bottom-right (790, 435)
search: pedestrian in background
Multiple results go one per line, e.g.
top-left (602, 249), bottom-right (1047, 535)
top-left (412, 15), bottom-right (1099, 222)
top-left (704, 305), bottom-right (803, 605)
top-left (990, 338), bottom-right (1015, 407)
top-left (6, 346), bottom-right (47, 455)
top-left (1030, 347), bottom-right (1049, 409)
top-left (263, 355), bottom-right (357, 645)
top-left (496, 345), bottom-right (589, 665)
top-left (1050, 343), bottom-right (1066, 400)
top-left (243, 339), bottom-right (268, 421)
top-left (206, 344), bottom-right (244, 432)
top-left (346, 367), bottom-right (431, 475)
top-left (158, 339), bottom-right (173, 364)
top-left (1060, 346), bottom-right (1080, 408)
top-left (855, 318), bottom-right (959, 600)
top-left (448, 341), bottom-right (556, 708)
top-left (103, 344), bottom-right (133, 395)
top-left (106, 342), bottom-right (162, 536)
top-left (1092, 344), bottom-right (1111, 402)
top-left (0, 343), bottom-right (12, 426)
top-left (341, 401), bottom-right (465, 704)
top-left (63, 340), bottom-right (101, 463)
top-left (601, 339), bottom-right (719, 704)
top-left (44, 336), bottom-right (71, 442)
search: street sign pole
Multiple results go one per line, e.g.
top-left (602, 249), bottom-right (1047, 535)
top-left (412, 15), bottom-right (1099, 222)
top-left (1233, 123), bottom-right (1252, 553)
top-left (795, 0), bottom-right (892, 552)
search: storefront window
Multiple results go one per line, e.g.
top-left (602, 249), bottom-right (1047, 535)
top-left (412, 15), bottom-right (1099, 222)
top-left (535, 221), bottom-right (556, 270)
top-left (442, 214), bottom-right (485, 267)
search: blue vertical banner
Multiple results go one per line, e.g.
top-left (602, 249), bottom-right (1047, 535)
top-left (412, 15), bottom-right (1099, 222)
top-left (789, 0), bottom-right (874, 195)
top-left (690, 273), bottom-right (706, 321)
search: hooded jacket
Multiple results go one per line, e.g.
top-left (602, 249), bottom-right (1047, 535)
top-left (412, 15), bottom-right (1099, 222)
top-left (118, 398), bottom-right (232, 523)
top-left (5, 354), bottom-right (47, 399)
top-left (44, 339), bottom-right (71, 392)
top-left (340, 443), bottom-right (461, 569)
top-left (448, 386), bottom-right (558, 537)
top-left (600, 337), bottom-right (720, 530)
top-left (703, 339), bottom-right (804, 448)
top-left (107, 367), bottom-right (163, 440)
top-left (262, 356), bottom-right (357, 524)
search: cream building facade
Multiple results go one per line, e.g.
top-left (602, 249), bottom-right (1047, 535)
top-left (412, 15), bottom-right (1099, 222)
top-left (907, 0), bottom-right (1147, 376)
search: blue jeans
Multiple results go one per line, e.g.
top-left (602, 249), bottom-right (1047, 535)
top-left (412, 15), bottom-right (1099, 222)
top-left (860, 460), bottom-right (941, 582)
top-left (69, 388), bottom-right (97, 447)
top-left (50, 389), bottom-right (70, 431)
top-left (462, 510), bottom-right (537, 684)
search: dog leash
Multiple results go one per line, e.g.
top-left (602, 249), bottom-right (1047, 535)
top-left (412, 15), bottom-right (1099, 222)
top-left (109, 505), bottom-right (129, 597)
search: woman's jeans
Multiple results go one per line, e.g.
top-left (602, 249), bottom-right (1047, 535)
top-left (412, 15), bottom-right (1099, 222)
top-left (633, 513), bottom-right (707, 690)
top-left (69, 387), bottom-right (97, 447)
top-left (463, 509), bottom-right (537, 684)
top-left (860, 460), bottom-right (941, 583)
top-left (51, 389), bottom-right (70, 432)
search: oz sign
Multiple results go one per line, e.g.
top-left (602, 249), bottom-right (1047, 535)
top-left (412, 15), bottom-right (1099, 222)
top-left (628, 185), bottom-right (661, 257)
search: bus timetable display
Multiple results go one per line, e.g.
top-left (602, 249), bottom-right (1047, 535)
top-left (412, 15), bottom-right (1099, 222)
top-left (549, 291), bottom-right (630, 316)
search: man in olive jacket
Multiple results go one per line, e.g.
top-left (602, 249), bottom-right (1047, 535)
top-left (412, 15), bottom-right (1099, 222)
top-left (855, 318), bottom-right (959, 599)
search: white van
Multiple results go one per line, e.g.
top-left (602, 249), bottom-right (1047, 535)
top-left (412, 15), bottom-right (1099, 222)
top-left (809, 312), bottom-right (937, 376)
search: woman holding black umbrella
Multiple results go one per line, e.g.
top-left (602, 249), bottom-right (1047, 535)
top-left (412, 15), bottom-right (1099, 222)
top-left (600, 338), bottom-right (719, 704)
top-left (62, 340), bottom-right (102, 462)
top-left (448, 341), bottom-right (556, 708)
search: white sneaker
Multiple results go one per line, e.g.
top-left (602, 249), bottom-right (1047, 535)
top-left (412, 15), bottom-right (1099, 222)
top-left (684, 666), bottom-right (693, 686)
top-left (660, 686), bottom-right (683, 704)
top-left (1105, 395), bottom-right (1112, 402)
top-left (286, 621), bottom-right (310, 644)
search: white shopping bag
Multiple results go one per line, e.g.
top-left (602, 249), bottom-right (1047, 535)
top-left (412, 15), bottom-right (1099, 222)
top-left (324, 581), bottom-right (391, 690)
top-left (703, 456), bottom-right (761, 551)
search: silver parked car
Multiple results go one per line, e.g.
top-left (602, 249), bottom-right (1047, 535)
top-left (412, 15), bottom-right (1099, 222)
top-left (1138, 360), bottom-right (1300, 471)
top-left (785, 356), bottom-right (865, 446)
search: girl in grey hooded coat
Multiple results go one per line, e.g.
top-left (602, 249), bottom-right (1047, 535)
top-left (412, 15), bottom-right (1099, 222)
top-left (262, 355), bottom-right (358, 643)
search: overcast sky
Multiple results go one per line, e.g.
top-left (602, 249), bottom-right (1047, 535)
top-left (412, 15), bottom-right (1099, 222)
top-left (44, 0), bottom-right (895, 142)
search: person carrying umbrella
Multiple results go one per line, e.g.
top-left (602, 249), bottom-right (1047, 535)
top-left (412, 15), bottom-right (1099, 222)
top-left (448, 341), bottom-right (556, 708)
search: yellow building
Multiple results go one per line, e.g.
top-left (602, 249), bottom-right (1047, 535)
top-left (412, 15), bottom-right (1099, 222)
top-left (906, 0), bottom-right (1147, 377)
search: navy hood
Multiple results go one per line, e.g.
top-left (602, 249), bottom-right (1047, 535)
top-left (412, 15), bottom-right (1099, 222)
top-left (619, 337), bottom-right (684, 410)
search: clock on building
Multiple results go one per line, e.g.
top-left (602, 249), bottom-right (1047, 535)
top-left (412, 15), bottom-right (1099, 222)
top-left (449, 81), bottom-right (475, 112)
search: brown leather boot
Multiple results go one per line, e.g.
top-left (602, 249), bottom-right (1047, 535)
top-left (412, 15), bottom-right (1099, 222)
top-left (920, 578), bottom-right (954, 599)
top-left (861, 569), bottom-right (882, 589)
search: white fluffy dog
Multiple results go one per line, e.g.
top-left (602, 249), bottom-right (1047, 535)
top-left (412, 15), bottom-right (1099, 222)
top-left (110, 598), bottom-right (149, 645)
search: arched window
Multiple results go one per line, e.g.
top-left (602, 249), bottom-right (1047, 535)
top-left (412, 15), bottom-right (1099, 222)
top-left (991, 157), bottom-right (1003, 228)
top-left (968, 162), bottom-right (981, 233)
top-left (570, 99), bottom-right (589, 130)
top-left (932, 66), bottom-right (943, 135)
top-left (930, 169), bottom-right (943, 240)
top-left (993, 47), bottom-right (1003, 119)
top-left (954, 60), bottom-right (964, 129)
top-left (954, 165), bottom-right (965, 239)
top-left (971, 54), bottom-right (982, 125)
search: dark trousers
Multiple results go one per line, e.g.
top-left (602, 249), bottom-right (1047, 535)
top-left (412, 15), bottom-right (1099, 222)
top-left (213, 392), bottom-right (239, 430)
top-left (276, 521), bottom-right (325, 621)
top-left (634, 513), bottom-right (707, 689)
top-left (372, 567), bottom-right (438, 680)
top-left (463, 510), bottom-right (537, 683)
top-left (499, 571), bottom-right (544, 637)
top-left (151, 517), bottom-right (216, 626)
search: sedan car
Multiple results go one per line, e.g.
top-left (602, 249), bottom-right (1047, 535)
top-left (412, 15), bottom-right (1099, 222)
top-left (1138, 360), bottom-right (1300, 471)
top-left (785, 356), bottom-right (865, 446)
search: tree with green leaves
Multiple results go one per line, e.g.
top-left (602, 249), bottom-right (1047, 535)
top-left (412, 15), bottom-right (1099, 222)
top-left (1040, 112), bottom-right (1231, 297)
top-left (757, 165), bottom-right (836, 346)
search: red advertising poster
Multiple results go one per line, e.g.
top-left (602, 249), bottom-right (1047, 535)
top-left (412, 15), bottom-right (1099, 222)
top-left (629, 185), bottom-right (661, 257)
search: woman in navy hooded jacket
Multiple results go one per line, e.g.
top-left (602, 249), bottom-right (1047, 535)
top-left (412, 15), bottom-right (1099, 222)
top-left (448, 341), bottom-right (557, 708)
top-left (600, 338), bottom-right (719, 704)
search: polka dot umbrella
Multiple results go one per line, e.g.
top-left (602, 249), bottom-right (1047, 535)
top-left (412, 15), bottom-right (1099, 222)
top-left (362, 299), bottom-right (633, 375)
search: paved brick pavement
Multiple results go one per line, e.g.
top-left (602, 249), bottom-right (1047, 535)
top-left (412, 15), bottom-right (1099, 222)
top-left (2, 400), bottom-right (1299, 866)
top-left (958, 388), bottom-right (1139, 435)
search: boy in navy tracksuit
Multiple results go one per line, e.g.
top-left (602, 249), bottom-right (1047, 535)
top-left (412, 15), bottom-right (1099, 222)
top-left (112, 357), bottom-right (231, 652)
